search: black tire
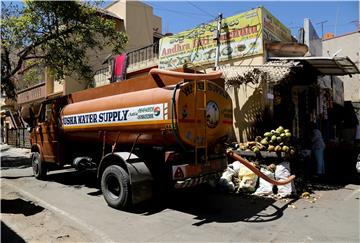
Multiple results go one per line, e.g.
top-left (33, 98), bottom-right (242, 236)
top-left (101, 165), bottom-right (130, 209)
top-left (32, 152), bottom-right (47, 180)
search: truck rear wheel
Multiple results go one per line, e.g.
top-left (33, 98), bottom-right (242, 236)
top-left (101, 165), bottom-right (130, 209)
top-left (32, 152), bottom-right (47, 180)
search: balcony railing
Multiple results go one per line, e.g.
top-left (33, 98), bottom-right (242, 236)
top-left (126, 42), bottom-right (159, 72)
top-left (94, 66), bottom-right (110, 87)
top-left (93, 42), bottom-right (160, 87)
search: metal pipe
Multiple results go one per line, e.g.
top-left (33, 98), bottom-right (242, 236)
top-left (227, 151), bottom-right (296, 186)
top-left (149, 68), bottom-right (222, 80)
top-left (214, 13), bottom-right (223, 70)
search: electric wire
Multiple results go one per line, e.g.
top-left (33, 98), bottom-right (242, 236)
top-left (146, 2), bottom-right (209, 17)
top-left (186, 1), bottom-right (216, 18)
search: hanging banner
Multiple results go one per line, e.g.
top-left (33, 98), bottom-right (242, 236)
top-left (159, 8), bottom-right (264, 69)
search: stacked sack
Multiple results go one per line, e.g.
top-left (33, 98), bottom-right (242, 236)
top-left (253, 161), bottom-right (295, 197)
top-left (220, 161), bottom-right (295, 198)
top-left (219, 161), bottom-right (258, 193)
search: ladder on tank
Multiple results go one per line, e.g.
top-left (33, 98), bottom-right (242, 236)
top-left (193, 79), bottom-right (208, 165)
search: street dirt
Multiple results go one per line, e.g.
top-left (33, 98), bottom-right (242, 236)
top-left (1, 186), bottom-right (94, 242)
top-left (1, 146), bottom-right (96, 242)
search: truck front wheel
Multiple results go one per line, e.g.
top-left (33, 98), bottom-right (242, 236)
top-left (101, 165), bottom-right (130, 209)
top-left (32, 152), bottom-right (47, 180)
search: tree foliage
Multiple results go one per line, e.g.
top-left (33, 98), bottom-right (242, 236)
top-left (1, 0), bottom-right (127, 99)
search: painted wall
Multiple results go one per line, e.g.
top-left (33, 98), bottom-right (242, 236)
top-left (323, 31), bottom-right (360, 102)
top-left (64, 73), bottom-right (89, 95)
top-left (17, 83), bottom-right (46, 105)
top-left (106, 0), bottom-right (161, 51)
top-left (224, 55), bottom-right (267, 142)
top-left (304, 18), bottom-right (322, 56)
top-left (62, 0), bottom-right (162, 94)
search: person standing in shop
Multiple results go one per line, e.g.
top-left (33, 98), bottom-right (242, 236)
top-left (311, 129), bottom-right (326, 176)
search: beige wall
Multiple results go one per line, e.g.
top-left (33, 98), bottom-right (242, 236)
top-left (63, 11), bottom-right (126, 93)
top-left (106, 0), bottom-right (161, 51)
top-left (323, 31), bottom-right (360, 102)
top-left (53, 80), bottom-right (63, 94)
top-left (64, 74), bottom-right (89, 95)
top-left (44, 68), bottom-right (64, 96)
top-left (205, 55), bottom-right (266, 143)
top-left (222, 55), bottom-right (267, 142)
top-left (152, 15), bottom-right (162, 34)
top-left (203, 54), bottom-right (266, 143)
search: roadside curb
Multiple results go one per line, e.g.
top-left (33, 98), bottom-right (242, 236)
top-left (1, 144), bottom-right (10, 152)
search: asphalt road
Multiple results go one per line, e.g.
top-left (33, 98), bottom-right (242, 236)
top-left (1, 146), bottom-right (359, 242)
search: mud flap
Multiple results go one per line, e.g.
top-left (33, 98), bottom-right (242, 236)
top-left (101, 152), bottom-right (153, 205)
top-left (122, 155), bottom-right (153, 204)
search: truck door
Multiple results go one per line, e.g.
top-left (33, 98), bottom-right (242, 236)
top-left (34, 101), bottom-right (62, 163)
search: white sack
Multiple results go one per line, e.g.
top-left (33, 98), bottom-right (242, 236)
top-left (253, 167), bottom-right (274, 196)
top-left (275, 161), bottom-right (295, 197)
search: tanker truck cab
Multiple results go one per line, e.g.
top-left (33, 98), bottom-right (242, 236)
top-left (30, 96), bottom-right (68, 179)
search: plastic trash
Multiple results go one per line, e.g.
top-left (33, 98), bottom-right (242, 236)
top-left (238, 163), bottom-right (258, 192)
top-left (231, 161), bottom-right (242, 174)
top-left (275, 161), bottom-right (295, 197)
top-left (253, 167), bottom-right (275, 196)
top-left (219, 167), bottom-right (236, 192)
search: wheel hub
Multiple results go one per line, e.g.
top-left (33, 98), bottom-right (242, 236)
top-left (106, 175), bottom-right (121, 197)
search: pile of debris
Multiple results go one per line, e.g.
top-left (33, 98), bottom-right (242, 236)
top-left (219, 160), bottom-right (296, 198)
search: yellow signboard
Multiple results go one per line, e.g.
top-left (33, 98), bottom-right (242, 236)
top-left (159, 8), bottom-right (264, 69)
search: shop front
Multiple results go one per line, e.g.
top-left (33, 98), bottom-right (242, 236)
top-left (222, 56), bottom-right (359, 179)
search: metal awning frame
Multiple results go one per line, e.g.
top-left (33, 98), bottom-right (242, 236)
top-left (268, 56), bottom-right (360, 76)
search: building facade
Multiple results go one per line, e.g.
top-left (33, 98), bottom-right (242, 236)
top-left (322, 30), bottom-right (360, 103)
top-left (158, 6), bottom-right (302, 142)
top-left (16, 0), bottom-right (162, 106)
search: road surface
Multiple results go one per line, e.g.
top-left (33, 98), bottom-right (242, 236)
top-left (1, 146), bottom-right (359, 242)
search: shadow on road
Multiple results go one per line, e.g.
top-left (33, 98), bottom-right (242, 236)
top-left (129, 186), bottom-right (298, 225)
top-left (1, 198), bottom-right (44, 216)
top-left (293, 175), bottom-right (359, 195)
top-left (46, 169), bottom-right (99, 190)
top-left (1, 221), bottom-right (26, 243)
top-left (1, 175), bottom-right (34, 180)
top-left (41, 169), bottom-right (298, 224)
top-left (37, 168), bottom-right (358, 226)
top-left (1, 156), bottom-right (31, 170)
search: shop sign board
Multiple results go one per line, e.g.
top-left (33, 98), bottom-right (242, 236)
top-left (159, 8), bottom-right (264, 69)
top-left (262, 8), bottom-right (292, 42)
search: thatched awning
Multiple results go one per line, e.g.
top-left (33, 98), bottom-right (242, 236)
top-left (220, 60), bottom-right (300, 87)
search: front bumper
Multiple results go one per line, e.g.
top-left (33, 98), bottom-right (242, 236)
top-left (174, 172), bottom-right (222, 188)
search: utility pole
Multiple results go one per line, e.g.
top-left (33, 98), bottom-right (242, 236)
top-left (214, 13), bottom-right (223, 70)
top-left (316, 20), bottom-right (328, 39)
